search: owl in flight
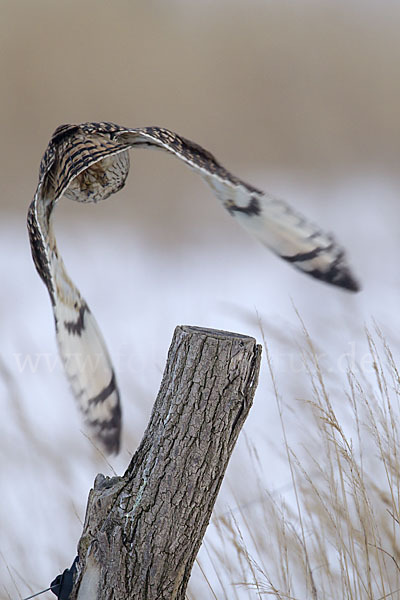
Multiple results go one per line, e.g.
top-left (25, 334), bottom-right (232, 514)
top-left (27, 122), bottom-right (359, 454)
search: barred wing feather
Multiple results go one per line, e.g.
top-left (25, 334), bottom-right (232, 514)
top-left (119, 127), bottom-right (359, 292)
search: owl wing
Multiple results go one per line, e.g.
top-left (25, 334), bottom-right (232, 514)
top-left (117, 126), bottom-right (359, 291)
top-left (27, 125), bottom-right (128, 454)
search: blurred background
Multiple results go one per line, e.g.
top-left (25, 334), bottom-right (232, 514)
top-left (1, 0), bottom-right (400, 597)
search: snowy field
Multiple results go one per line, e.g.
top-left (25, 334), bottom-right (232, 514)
top-left (1, 171), bottom-right (399, 598)
top-left (0, 0), bottom-right (399, 596)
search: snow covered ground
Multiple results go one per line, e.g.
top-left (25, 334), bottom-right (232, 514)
top-left (1, 172), bottom-right (399, 598)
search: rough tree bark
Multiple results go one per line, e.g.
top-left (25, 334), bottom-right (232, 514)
top-left (70, 325), bottom-right (261, 600)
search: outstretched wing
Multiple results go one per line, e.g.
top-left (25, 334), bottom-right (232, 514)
top-left (116, 127), bottom-right (359, 291)
top-left (27, 122), bottom-right (360, 454)
top-left (27, 124), bottom-right (127, 454)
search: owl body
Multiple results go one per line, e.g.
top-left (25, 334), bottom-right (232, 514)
top-left (63, 150), bottom-right (130, 204)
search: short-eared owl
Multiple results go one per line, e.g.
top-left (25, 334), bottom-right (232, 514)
top-left (27, 122), bottom-right (359, 454)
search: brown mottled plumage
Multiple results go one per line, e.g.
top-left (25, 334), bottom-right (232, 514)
top-left (28, 122), bottom-right (360, 454)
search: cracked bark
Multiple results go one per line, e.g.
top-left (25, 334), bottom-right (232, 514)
top-left (70, 325), bottom-right (261, 600)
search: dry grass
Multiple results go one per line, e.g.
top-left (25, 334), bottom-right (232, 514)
top-left (208, 321), bottom-right (400, 599)
top-left (4, 319), bottom-right (400, 599)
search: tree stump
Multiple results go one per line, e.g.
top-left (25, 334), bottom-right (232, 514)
top-left (70, 325), bottom-right (261, 600)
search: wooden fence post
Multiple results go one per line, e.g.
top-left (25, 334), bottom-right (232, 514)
top-left (69, 325), bottom-right (261, 600)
